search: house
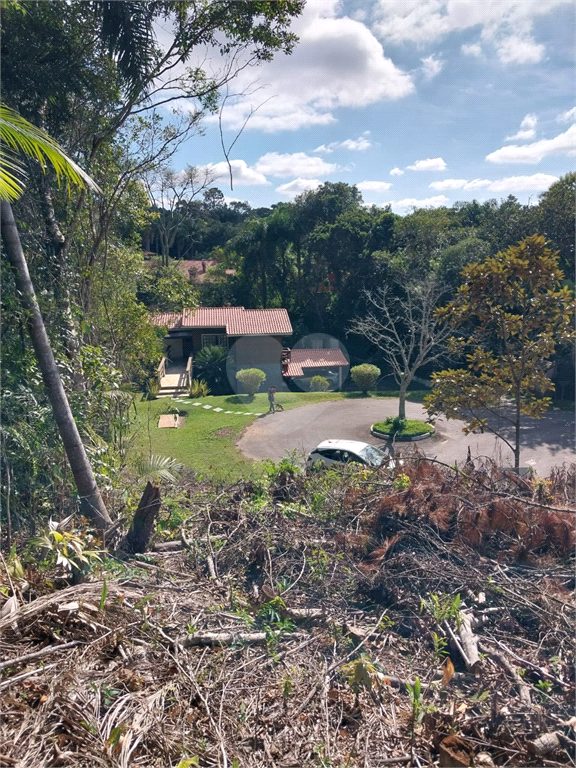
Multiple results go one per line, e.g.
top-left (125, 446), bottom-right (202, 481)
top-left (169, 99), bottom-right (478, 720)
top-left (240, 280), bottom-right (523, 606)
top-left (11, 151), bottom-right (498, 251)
top-left (151, 306), bottom-right (349, 395)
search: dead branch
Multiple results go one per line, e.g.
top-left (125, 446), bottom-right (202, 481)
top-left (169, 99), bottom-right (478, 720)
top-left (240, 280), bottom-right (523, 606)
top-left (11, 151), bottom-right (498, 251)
top-left (0, 640), bottom-right (82, 671)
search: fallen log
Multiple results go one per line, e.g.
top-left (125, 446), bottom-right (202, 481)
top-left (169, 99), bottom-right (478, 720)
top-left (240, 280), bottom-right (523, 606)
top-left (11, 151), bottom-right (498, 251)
top-left (181, 629), bottom-right (295, 647)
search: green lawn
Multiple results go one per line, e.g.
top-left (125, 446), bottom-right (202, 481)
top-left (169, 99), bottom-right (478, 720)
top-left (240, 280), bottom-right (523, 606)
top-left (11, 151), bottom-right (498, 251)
top-left (128, 388), bottom-right (430, 482)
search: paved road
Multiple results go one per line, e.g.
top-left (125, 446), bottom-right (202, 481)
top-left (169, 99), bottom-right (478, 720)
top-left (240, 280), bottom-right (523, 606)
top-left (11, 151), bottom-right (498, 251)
top-left (237, 398), bottom-right (575, 476)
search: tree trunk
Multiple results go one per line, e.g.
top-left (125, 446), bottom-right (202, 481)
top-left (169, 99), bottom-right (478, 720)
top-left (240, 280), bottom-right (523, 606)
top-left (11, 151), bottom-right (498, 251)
top-left (514, 393), bottom-right (521, 470)
top-left (1, 201), bottom-right (111, 533)
top-left (121, 481), bottom-right (161, 553)
top-left (398, 382), bottom-right (408, 420)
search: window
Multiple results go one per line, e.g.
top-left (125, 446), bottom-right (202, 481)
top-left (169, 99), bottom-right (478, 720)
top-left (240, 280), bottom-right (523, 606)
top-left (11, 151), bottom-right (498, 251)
top-left (201, 334), bottom-right (228, 349)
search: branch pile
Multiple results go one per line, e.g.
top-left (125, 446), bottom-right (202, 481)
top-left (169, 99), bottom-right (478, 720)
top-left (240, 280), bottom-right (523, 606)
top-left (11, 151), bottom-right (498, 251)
top-left (1, 459), bottom-right (574, 767)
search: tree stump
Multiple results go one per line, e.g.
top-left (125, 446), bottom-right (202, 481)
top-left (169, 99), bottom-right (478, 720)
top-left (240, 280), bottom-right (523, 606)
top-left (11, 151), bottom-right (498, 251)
top-left (121, 482), bottom-right (161, 553)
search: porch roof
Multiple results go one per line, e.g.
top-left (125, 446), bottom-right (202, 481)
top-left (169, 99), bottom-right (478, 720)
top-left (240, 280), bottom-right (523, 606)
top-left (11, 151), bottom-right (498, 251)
top-left (284, 348), bottom-right (349, 377)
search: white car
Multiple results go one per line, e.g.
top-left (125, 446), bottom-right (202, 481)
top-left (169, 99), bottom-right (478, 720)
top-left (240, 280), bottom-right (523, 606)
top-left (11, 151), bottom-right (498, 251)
top-left (306, 439), bottom-right (394, 469)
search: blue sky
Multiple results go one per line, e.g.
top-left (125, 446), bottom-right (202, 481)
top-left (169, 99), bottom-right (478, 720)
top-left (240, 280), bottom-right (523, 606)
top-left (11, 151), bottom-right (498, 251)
top-left (168, 0), bottom-right (575, 213)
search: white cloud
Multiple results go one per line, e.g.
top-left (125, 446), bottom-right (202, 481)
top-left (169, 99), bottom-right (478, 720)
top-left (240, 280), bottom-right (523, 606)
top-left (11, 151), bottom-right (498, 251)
top-left (314, 133), bottom-right (372, 153)
top-left (372, 1), bottom-right (569, 66)
top-left (487, 173), bottom-right (559, 192)
top-left (357, 181), bottom-right (393, 192)
top-left (429, 174), bottom-right (557, 194)
top-left (461, 42), bottom-right (482, 57)
top-left (557, 107), bottom-right (576, 122)
top-left (385, 195), bottom-right (449, 210)
top-left (389, 167), bottom-right (404, 176)
top-left (486, 125), bottom-right (576, 163)
top-left (276, 178), bottom-right (323, 197)
top-left (506, 114), bottom-right (538, 141)
top-left (429, 178), bottom-right (491, 190)
top-left (215, 3), bottom-right (414, 133)
top-left (421, 55), bottom-right (443, 81)
top-left (203, 160), bottom-right (269, 187)
top-left (496, 35), bottom-right (544, 64)
top-left (254, 152), bottom-right (338, 179)
top-left (407, 157), bottom-right (447, 171)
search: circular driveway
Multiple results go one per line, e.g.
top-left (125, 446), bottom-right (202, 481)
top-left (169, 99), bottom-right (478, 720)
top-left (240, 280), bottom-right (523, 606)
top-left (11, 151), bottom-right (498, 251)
top-left (237, 398), bottom-right (575, 476)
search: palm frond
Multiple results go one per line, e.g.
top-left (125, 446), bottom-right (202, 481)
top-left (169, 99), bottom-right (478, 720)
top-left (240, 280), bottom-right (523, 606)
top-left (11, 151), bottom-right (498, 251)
top-left (132, 453), bottom-right (185, 484)
top-left (0, 103), bottom-right (102, 200)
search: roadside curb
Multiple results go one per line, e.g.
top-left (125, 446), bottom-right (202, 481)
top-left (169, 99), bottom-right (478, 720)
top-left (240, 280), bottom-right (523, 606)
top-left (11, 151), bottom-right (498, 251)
top-left (370, 423), bottom-right (435, 442)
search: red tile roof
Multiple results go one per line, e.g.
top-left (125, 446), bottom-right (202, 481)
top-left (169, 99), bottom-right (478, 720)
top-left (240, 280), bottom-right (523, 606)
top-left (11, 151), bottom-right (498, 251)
top-left (151, 312), bottom-right (182, 328)
top-left (284, 348), bottom-right (349, 377)
top-left (151, 307), bottom-right (293, 336)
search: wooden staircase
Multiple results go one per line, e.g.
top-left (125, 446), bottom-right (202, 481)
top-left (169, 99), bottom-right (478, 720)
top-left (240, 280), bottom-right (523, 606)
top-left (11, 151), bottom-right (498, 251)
top-left (157, 356), bottom-right (193, 398)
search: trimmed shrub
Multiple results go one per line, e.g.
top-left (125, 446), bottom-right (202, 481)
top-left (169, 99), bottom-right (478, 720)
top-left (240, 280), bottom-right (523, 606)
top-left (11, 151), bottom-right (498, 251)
top-left (236, 368), bottom-right (266, 396)
top-left (309, 375), bottom-right (330, 392)
top-left (350, 364), bottom-right (380, 394)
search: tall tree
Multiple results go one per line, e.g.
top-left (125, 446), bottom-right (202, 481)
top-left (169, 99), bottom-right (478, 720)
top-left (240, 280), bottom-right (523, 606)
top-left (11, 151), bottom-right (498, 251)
top-left (0, 106), bottom-right (112, 532)
top-left (425, 235), bottom-right (575, 469)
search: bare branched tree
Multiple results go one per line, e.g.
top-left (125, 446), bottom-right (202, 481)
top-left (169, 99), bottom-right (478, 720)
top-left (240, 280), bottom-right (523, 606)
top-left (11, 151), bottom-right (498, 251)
top-left (142, 164), bottom-right (215, 265)
top-left (349, 279), bottom-right (452, 419)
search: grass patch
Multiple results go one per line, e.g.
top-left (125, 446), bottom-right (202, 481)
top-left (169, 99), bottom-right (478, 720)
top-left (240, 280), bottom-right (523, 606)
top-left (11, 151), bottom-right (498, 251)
top-left (128, 391), bottom-right (348, 482)
top-left (128, 389), bottom-right (432, 481)
top-left (373, 417), bottom-right (434, 440)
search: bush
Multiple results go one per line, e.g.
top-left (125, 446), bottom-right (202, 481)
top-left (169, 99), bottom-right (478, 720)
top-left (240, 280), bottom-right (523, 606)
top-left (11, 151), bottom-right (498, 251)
top-left (145, 378), bottom-right (160, 400)
top-left (373, 417), bottom-right (434, 438)
top-left (309, 375), bottom-right (330, 392)
top-left (189, 378), bottom-right (210, 398)
top-left (350, 364), bottom-right (380, 394)
top-left (193, 345), bottom-right (229, 394)
top-left (236, 368), bottom-right (266, 396)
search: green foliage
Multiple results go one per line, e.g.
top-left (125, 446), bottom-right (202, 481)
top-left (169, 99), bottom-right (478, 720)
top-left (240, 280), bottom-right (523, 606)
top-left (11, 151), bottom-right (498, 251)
top-left (30, 518), bottom-right (103, 575)
top-left (426, 235), bottom-right (575, 467)
top-left (145, 379), bottom-right (160, 400)
top-left (393, 473), bottom-right (411, 491)
top-left (193, 345), bottom-right (229, 394)
top-left (136, 263), bottom-right (198, 311)
top-left (131, 453), bottom-right (185, 484)
top-left (420, 592), bottom-right (461, 625)
top-left (350, 364), bottom-right (380, 394)
top-left (309, 375), bottom-right (330, 392)
top-left (189, 378), bottom-right (210, 398)
top-left (235, 368), bottom-right (266, 396)
top-left (374, 417), bottom-right (434, 438)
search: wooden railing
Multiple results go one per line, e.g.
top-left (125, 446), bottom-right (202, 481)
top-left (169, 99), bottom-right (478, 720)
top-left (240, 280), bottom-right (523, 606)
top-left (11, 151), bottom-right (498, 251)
top-left (157, 356), bottom-right (166, 386)
top-left (184, 355), bottom-right (193, 388)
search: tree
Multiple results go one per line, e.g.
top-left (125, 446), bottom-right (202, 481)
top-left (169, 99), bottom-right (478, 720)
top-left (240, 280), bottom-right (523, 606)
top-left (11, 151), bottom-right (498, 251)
top-left (0, 106), bottom-right (112, 532)
top-left (350, 364), bottom-right (380, 395)
top-left (425, 235), bottom-right (575, 469)
top-left (349, 279), bottom-right (452, 418)
top-left (143, 165), bottom-right (214, 266)
top-left (538, 172), bottom-right (575, 279)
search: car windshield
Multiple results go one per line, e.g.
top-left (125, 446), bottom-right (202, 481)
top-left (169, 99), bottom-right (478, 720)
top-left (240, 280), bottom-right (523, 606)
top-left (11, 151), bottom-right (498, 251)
top-left (358, 445), bottom-right (387, 467)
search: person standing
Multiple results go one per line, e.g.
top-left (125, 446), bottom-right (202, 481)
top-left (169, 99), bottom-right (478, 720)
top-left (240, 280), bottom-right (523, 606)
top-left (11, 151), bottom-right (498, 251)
top-left (268, 386), bottom-right (276, 413)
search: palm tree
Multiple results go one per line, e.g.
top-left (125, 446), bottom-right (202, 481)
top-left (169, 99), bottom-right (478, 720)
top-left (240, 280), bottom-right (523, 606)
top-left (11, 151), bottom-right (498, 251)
top-left (1, 104), bottom-right (112, 533)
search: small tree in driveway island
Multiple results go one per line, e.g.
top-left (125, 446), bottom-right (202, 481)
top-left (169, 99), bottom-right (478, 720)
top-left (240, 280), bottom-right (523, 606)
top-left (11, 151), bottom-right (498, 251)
top-left (425, 235), bottom-right (575, 470)
top-left (350, 279), bottom-right (452, 417)
top-left (350, 364), bottom-right (380, 395)
top-left (236, 368), bottom-right (266, 397)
